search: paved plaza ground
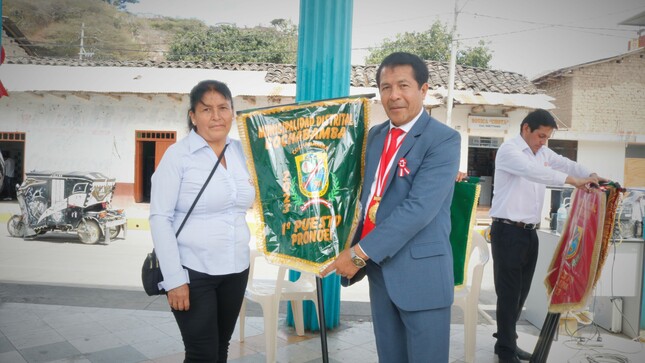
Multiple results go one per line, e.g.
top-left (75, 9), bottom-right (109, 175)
top-left (1, 200), bottom-right (643, 362)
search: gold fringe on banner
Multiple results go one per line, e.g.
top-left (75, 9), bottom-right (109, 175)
top-left (236, 96), bottom-right (370, 275)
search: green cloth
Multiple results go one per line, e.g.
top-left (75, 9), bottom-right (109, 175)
top-left (237, 97), bottom-right (368, 275)
top-left (450, 177), bottom-right (481, 287)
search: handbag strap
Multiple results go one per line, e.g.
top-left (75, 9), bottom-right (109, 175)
top-left (175, 143), bottom-right (229, 237)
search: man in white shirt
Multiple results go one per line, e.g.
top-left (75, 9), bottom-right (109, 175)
top-left (3, 152), bottom-right (16, 200)
top-left (489, 109), bottom-right (604, 363)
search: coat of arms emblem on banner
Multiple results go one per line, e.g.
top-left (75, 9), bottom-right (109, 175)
top-left (296, 151), bottom-right (329, 198)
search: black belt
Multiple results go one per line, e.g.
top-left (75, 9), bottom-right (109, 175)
top-left (492, 218), bottom-right (540, 230)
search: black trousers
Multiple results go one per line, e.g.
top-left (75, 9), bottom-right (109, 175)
top-left (490, 221), bottom-right (539, 359)
top-left (3, 176), bottom-right (15, 199)
top-left (172, 267), bottom-right (249, 363)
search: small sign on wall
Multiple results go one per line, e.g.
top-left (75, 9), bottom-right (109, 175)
top-left (468, 115), bottom-right (510, 130)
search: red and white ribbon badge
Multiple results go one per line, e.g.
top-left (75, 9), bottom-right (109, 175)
top-left (398, 158), bottom-right (410, 177)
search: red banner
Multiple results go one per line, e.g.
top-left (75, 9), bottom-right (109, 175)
top-left (544, 185), bottom-right (622, 313)
top-left (0, 46), bottom-right (7, 98)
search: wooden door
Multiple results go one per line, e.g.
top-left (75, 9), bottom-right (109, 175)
top-left (134, 131), bottom-right (176, 203)
top-left (155, 141), bottom-right (173, 167)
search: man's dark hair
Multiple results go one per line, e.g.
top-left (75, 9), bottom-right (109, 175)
top-left (376, 52), bottom-right (428, 89)
top-left (187, 80), bottom-right (234, 131)
top-left (520, 109), bottom-right (558, 133)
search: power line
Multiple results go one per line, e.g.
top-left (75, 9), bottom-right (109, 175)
top-left (458, 0), bottom-right (472, 13)
top-left (455, 24), bottom-right (629, 42)
top-left (462, 11), bottom-right (638, 33)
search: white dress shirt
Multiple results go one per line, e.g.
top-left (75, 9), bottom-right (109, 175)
top-left (489, 134), bottom-right (591, 224)
top-left (149, 130), bottom-right (255, 291)
top-left (364, 108), bottom-right (423, 217)
top-left (4, 157), bottom-right (14, 178)
top-left (357, 109), bottom-right (423, 258)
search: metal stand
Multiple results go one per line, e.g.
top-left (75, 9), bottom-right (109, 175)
top-left (530, 312), bottom-right (561, 363)
top-left (316, 276), bottom-right (329, 363)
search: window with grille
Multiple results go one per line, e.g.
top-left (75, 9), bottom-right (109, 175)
top-left (468, 136), bottom-right (502, 149)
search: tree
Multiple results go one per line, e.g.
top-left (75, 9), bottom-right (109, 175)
top-left (168, 20), bottom-right (298, 64)
top-left (457, 40), bottom-right (492, 69)
top-left (365, 20), bottom-right (492, 69)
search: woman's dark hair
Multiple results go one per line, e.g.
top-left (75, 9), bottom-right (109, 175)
top-left (376, 52), bottom-right (429, 89)
top-left (520, 109), bottom-right (558, 133)
top-left (187, 80), bottom-right (234, 131)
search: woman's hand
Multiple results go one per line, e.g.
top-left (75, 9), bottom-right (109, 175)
top-left (167, 284), bottom-right (190, 311)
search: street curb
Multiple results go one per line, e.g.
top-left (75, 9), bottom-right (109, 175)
top-left (127, 218), bottom-right (150, 231)
top-left (0, 212), bottom-right (11, 223)
top-left (0, 282), bottom-right (374, 322)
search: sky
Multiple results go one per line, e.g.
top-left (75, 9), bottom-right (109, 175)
top-left (126, 0), bottom-right (645, 79)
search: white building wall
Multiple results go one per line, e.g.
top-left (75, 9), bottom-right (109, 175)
top-left (539, 140), bottom-right (626, 227)
top-left (576, 140), bottom-right (627, 185)
top-left (433, 105), bottom-right (531, 173)
top-left (0, 61), bottom-right (555, 205)
top-left (1, 93), bottom-right (187, 182)
top-left (0, 92), bottom-right (299, 184)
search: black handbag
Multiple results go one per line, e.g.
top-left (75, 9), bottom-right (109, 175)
top-left (142, 249), bottom-right (163, 296)
top-left (142, 144), bottom-right (228, 296)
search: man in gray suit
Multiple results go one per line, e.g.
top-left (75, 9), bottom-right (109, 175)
top-left (323, 52), bottom-right (460, 362)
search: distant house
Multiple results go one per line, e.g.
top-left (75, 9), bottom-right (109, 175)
top-left (533, 47), bottom-right (645, 188)
top-left (0, 18), bottom-right (552, 207)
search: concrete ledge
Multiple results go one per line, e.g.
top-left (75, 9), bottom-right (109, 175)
top-left (0, 212), bottom-right (12, 223)
top-left (127, 218), bottom-right (150, 230)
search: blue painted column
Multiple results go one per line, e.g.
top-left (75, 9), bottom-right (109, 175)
top-left (287, 0), bottom-right (353, 331)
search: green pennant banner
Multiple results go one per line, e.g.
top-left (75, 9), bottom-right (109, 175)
top-left (450, 178), bottom-right (481, 288)
top-left (237, 97), bottom-right (369, 275)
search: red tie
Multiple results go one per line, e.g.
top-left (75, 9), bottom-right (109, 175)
top-left (361, 128), bottom-right (405, 238)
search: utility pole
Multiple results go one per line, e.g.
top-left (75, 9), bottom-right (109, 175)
top-left (446, 0), bottom-right (459, 127)
top-left (78, 23), bottom-right (94, 60)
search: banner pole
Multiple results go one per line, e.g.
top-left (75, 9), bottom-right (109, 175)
top-left (530, 312), bottom-right (560, 363)
top-left (316, 276), bottom-right (329, 363)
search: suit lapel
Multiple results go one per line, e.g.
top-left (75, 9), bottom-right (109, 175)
top-left (361, 124), bottom-right (389, 207)
top-left (382, 112), bottom-right (432, 194)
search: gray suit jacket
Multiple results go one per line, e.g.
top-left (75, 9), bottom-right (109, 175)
top-left (349, 111), bottom-right (461, 312)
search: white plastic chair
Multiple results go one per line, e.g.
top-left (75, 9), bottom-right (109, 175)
top-left (453, 231), bottom-right (491, 363)
top-left (239, 249), bottom-right (319, 363)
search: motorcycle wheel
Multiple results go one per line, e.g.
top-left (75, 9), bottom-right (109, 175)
top-left (108, 225), bottom-right (121, 240)
top-left (7, 215), bottom-right (25, 237)
top-left (77, 219), bottom-right (101, 244)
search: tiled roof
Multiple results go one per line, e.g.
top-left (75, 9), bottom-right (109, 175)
top-left (350, 61), bottom-right (540, 94)
top-left (532, 47), bottom-right (645, 85)
top-left (8, 56), bottom-right (540, 94)
top-left (8, 56), bottom-right (276, 72)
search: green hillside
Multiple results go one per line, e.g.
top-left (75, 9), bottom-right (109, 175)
top-left (2, 0), bottom-right (206, 61)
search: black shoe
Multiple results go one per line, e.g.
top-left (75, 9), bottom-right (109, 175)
top-left (515, 347), bottom-right (532, 361)
top-left (498, 356), bottom-right (521, 363)
top-left (494, 346), bottom-right (532, 361)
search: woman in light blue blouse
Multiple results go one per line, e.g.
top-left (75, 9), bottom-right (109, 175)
top-left (149, 80), bottom-right (255, 362)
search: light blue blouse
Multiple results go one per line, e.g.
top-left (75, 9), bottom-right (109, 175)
top-left (149, 130), bottom-right (256, 291)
